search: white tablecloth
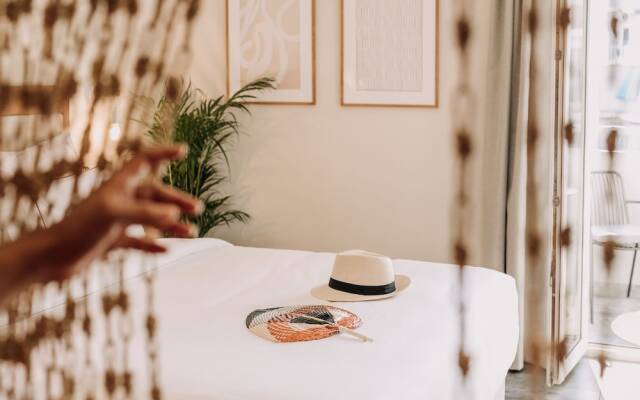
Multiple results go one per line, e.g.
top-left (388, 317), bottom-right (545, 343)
top-left (140, 242), bottom-right (519, 400)
top-left (26, 239), bottom-right (518, 400)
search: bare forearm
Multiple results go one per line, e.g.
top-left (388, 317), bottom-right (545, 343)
top-left (0, 216), bottom-right (116, 305)
top-left (0, 228), bottom-right (58, 304)
top-left (0, 146), bottom-right (196, 304)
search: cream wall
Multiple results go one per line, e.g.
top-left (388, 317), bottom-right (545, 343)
top-left (189, 1), bottom-right (496, 265)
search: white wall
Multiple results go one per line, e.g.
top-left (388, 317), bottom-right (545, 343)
top-left (188, 1), bottom-right (496, 265)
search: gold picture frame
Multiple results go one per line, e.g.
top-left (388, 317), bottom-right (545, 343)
top-left (226, 0), bottom-right (317, 105)
top-left (341, 0), bottom-right (440, 108)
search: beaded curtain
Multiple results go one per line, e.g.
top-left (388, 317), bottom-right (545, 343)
top-left (0, 0), bottom-right (199, 398)
top-left (450, 0), bottom-right (619, 396)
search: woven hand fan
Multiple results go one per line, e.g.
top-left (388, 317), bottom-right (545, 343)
top-left (246, 305), bottom-right (370, 343)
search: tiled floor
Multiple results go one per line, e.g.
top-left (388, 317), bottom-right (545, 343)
top-left (591, 283), bottom-right (640, 348)
top-left (506, 284), bottom-right (640, 400)
top-left (505, 283), bottom-right (640, 399)
top-left (589, 359), bottom-right (640, 400)
top-left (506, 360), bottom-right (601, 399)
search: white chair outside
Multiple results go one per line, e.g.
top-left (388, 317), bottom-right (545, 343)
top-left (590, 171), bottom-right (640, 323)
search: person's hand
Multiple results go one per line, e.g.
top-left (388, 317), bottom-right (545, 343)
top-left (2, 145), bottom-right (201, 290)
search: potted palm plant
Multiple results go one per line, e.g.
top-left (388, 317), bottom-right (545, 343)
top-left (144, 78), bottom-right (274, 237)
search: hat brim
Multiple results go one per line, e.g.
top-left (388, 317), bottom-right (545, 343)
top-left (310, 275), bottom-right (411, 302)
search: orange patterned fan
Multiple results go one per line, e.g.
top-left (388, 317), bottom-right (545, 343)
top-left (246, 305), bottom-right (371, 343)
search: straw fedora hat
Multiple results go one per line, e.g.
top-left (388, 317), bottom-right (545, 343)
top-left (311, 250), bottom-right (410, 302)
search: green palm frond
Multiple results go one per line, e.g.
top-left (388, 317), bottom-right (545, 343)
top-left (143, 77), bottom-right (275, 237)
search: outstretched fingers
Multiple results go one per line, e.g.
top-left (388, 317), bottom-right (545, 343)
top-left (136, 181), bottom-right (202, 215)
top-left (109, 145), bottom-right (188, 190)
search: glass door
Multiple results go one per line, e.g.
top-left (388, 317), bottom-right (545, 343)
top-left (550, 0), bottom-right (590, 385)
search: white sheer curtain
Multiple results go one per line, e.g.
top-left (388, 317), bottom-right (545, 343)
top-left (478, 0), bottom-right (557, 370)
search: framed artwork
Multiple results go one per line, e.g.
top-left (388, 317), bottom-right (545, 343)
top-left (341, 0), bottom-right (439, 107)
top-left (226, 0), bottom-right (316, 105)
